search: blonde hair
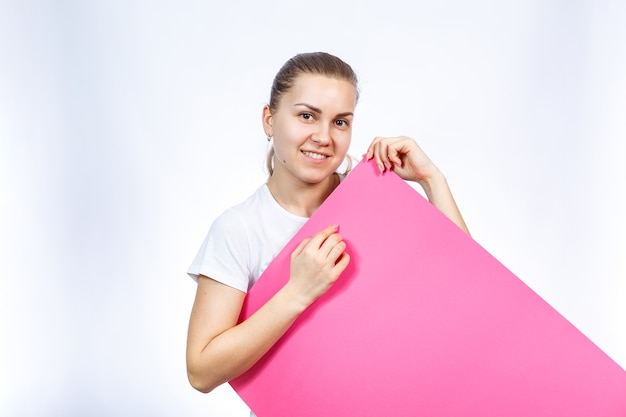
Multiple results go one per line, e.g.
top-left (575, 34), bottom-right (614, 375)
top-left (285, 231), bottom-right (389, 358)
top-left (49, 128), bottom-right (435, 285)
top-left (268, 52), bottom-right (359, 112)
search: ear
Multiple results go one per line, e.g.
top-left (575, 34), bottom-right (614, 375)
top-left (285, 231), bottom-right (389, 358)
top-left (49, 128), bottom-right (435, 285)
top-left (262, 105), bottom-right (273, 137)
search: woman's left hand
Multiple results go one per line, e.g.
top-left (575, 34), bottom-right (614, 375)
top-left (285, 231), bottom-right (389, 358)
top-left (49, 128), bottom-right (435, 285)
top-left (365, 136), bottom-right (440, 185)
top-left (365, 135), bottom-right (470, 235)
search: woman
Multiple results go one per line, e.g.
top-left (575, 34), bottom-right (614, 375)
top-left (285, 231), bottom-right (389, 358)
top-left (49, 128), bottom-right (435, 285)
top-left (185, 52), bottom-right (469, 406)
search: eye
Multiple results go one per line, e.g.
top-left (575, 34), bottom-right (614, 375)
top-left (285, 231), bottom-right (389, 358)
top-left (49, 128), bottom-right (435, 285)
top-left (300, 112), bottom-right (314, 121)
top-left (334, 119), bottom-right (350, 128)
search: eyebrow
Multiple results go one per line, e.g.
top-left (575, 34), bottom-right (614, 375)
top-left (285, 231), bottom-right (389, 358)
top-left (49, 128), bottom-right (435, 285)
top-left (294, 103), bottom-right (354, 118)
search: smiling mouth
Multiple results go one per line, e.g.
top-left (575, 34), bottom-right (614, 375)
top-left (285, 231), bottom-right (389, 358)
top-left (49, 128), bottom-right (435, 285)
top-left (301, 150), bottom-right (329, 160)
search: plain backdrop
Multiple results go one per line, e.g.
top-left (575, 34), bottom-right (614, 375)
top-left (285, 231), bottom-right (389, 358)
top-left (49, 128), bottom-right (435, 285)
top-left (1, 1), bottom-right (624, 415)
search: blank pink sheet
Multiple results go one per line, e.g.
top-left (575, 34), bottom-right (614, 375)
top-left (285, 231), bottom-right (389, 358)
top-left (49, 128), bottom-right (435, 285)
top-left (230, 158), bottom-right (626, 416)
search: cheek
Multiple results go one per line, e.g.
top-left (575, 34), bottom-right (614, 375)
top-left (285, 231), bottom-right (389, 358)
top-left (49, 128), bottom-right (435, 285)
top-left (336, 131), bottom-right (352, 153)
top-left (275, 120), bottom-right (308, 144)
top-left (272, 128), bottom-right (302, 163)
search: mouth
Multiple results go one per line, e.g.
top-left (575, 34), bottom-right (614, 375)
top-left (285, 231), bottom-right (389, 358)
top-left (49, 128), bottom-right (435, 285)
top-left (301, 150), bottom-right (330, 160)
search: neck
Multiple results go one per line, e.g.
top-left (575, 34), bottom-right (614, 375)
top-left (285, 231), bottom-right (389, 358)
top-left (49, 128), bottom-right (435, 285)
top-left (266, 172), bottom-right (339, 218)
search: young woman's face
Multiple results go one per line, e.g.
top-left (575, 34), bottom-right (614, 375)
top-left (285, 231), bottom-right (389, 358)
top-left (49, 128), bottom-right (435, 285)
top-left (264, 74), bottom-right (357, 185)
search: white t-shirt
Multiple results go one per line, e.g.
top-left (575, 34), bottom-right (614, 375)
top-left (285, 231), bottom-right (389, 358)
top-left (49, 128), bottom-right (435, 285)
top-left (187, 183), bottom-right (307, 292)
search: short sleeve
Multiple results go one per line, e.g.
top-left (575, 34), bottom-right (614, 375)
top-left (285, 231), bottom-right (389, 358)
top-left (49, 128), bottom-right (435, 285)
top-left (187, 210), bottom-right (251, 293)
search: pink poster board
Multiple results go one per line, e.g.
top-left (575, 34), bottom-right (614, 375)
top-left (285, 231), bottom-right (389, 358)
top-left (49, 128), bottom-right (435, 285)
top-left (230, 158), bottom-right (626, 416)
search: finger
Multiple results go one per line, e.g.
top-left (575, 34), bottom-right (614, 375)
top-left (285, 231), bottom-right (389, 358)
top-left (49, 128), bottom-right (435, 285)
top-left (328, 240), bottom-right (347, 263)
top-left (367, 138), bottom-right (384, 172)
top-left (372, 141), bottom-right (381, 171)
top-left (376, 140), bottom-right (393, 173)
top-left (366, 137), bottom-right (382, 160)
top-left (308, 224), bottom-right (340, 249)
top-left (333, 252), bottom-right (350, 273)
top-left (387, 145), bottom-right (402, 168)
top-left (326, 250), bottom-right (350, 283)
top-left (318, 233), bottom-right (344, 258)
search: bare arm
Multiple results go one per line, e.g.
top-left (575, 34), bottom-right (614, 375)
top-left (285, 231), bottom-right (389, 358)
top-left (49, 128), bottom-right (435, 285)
top-left (186, 224), bottom-right (350, 393)
top-left (414, 170), bottom-right (469, 235)
top-left (366, 136), bottom-right (470, 235)
top-left (186, 276), bottom-right (305, 392)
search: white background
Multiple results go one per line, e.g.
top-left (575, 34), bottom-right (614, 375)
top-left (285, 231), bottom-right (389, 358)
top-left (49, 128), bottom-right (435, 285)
top-left (1, 1), bottom-right (624, 415)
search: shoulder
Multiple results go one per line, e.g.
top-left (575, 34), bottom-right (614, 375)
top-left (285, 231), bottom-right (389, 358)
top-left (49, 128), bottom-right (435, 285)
top-left (208, 184), bottom-right (292, 251)
top-left (187, 186), bottom-right (270, 289)
top-left (211, 185), bottom-right (271, 229)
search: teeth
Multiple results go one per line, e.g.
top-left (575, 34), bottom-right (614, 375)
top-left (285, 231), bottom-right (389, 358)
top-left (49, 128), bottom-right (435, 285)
top-left (302, 151), bottom-right (327, 160)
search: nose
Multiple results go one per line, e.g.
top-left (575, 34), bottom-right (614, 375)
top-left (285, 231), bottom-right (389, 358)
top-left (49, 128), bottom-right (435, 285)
top-left (311, 124), bottom-right (331, 146)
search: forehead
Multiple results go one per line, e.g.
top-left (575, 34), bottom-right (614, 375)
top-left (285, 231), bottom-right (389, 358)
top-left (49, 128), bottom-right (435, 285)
top-left (281, 74), bottom-right (357, 111)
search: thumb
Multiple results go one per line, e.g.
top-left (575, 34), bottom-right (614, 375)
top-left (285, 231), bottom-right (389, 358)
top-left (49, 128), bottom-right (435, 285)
top-left (388, 146), bottom-right (403, 168)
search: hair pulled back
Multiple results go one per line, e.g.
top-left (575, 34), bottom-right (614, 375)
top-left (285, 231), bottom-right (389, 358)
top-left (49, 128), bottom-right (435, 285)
top-left (269, 52), bottom-right (359, 112)
top-left (266, 52), bottom-right (359, 175)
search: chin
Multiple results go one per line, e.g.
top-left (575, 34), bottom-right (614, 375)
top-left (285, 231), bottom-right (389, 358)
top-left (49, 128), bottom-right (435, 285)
top-left (300, 171), bottom-right (335, 185)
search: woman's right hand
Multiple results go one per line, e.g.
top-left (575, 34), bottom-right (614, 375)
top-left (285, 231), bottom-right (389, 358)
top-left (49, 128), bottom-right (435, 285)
top-left (187, 226), bottom-right (349, 393)
top-left (285, 224), bottom-right (350, 309)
